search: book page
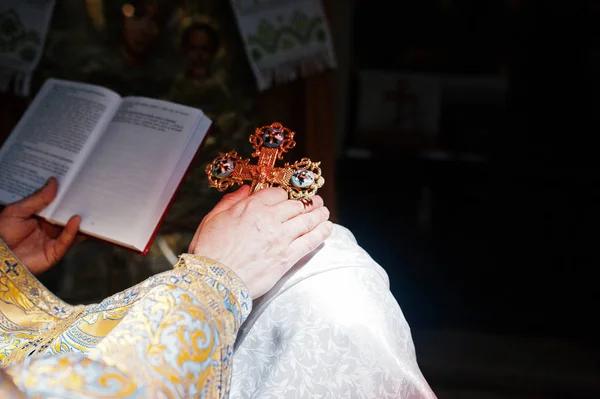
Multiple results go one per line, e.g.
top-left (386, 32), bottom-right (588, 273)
top-left (50, 97), bottom-right (204, 250)
top-left (0, 79), bottom-right (120, 217)
top-left (142, 114), bottom-right (212, 242)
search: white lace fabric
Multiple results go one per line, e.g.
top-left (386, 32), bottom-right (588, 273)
top-left (231, 224), bottom-right (437, 398)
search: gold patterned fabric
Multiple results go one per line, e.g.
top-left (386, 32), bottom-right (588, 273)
top-left (0, 238), bottom-right (251, 398)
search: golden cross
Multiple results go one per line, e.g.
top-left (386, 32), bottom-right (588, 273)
top-left (206, 122), bottom-right (324, 201)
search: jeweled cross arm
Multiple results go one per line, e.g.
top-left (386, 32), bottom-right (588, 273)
top-left (205, 122), bottom-right (324, 201)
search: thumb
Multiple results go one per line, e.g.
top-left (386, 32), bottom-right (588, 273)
top-left (6, 177), bottom-right (58, 218)
top-left (210, 185), bottom-right (251, 215)
top-left (188, 185), bottom-right (250, 253)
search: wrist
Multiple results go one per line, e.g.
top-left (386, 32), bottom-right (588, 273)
top-left (175, 254), bottom-right (252, 324)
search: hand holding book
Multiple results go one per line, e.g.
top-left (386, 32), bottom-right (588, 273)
top-left (0, 177), bottom-right (83, 275)
top-left (0, 78), bottom-right (212, 253)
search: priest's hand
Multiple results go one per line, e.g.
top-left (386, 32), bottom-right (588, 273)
top-left (0, 177), bottom-right (83, 275)
top-left (189, 185), bottom-right (333, 298)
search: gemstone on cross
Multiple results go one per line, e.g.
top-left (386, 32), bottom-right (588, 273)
top-left (205, 122), bottom-right (324, 201)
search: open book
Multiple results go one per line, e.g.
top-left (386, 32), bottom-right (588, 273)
top-left (0, 78), bottom-right (212, 254)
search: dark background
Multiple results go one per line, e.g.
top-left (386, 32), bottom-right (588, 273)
top-left (340, 0), bottom-right (599, 342)
top-left (335, 0), bottom-right (600, 396)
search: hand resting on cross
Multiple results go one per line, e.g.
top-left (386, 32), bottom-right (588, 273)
top-left (189, 185), bottom-right (333, 298)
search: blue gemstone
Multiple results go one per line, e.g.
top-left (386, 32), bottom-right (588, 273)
top-left (263, 128), bottom-right (284, 148)
top-left (291, 170), bottom-right (315, 188)
top-left (212, 158), bottom-right (234, 178)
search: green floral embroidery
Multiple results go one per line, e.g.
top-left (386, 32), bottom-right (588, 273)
top-left (247, 10), bottom-right (325, 61)
top-left (0, 8), bottom-right (41, 62)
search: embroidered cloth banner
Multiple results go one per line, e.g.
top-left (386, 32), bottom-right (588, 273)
top-left (230, 0), bottom-right (336, 91)
top-left (0, 0), bottom-right (56, 96)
